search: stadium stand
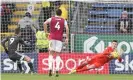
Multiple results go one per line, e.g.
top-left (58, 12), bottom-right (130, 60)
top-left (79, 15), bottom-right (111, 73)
top-left (0, 3), bottom-right (41, 52)
top-left (1, 3), bottom-right (15, 32)
top-left (8, 3), bottom-right (41, 31)
top-left (85, 3), bottom-right (133, 33)
top-left (85, 25), bottom-right (116, 33)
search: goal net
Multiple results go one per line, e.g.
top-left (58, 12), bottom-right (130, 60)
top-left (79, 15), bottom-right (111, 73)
top-left (69, 0), bottom-right (133, 76)
top-left (1, 0), bottom-right (133, 77)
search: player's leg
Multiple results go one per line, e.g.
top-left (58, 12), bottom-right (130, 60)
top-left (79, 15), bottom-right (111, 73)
top-left (76, 62), bottom-right (103, 73)
top-left (16, 61), bottom-right (23, 73)
top-left (69, 64), bottom-right (96, 74)
top-left (48, 50), bottom-right (54, 76)
top-left (55, 40), bottom-right (63, 77)
top-left (48, 40), bottom-right (55, 76)
top-left (23, 56), bottom-right (34, 73)
top-left (72, 62), bottom-right (102, 73)
top-left (76, 60), bottom-right (88, 70)
top-left (15, 52), bottom-right (34, 73)
top-left (68, 59), bottom-right (97, 74)
top-left (68, 59), bottom-right (89, 74)
top-left (76, 64), bottom-right (96, 72)
top-left (9, 53), bottom-right (24, 73)
top-left (55, 52), bottom-right (61, 77)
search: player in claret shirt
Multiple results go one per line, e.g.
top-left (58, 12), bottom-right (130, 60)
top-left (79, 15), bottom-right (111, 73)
top-left (68, 40), bottom-right (122, 74)
top-left (44, 9), bottom-right (69, 77)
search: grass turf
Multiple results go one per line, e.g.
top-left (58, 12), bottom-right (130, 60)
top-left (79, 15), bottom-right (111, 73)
top-left (1, 73), bottom-right (133, 80)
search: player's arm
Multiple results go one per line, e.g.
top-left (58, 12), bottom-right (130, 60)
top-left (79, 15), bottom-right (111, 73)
top-left (43, 18), bottom-right (51, 33)
top-left (19, 37), bottom-right (31, 46)
top-left (1, 37), bottom-right (9, 54)
top-left (64, 20), bottom-right (69, 45)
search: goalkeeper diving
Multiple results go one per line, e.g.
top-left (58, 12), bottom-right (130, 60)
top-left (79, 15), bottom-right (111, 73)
top-left (69, 40), bottom-right (123, 74)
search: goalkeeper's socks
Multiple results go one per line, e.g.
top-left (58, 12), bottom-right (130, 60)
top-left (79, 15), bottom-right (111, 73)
top-left (28, 62), bottom-right (34, 72)
top-left (17, 61), bottom-right (22, 72)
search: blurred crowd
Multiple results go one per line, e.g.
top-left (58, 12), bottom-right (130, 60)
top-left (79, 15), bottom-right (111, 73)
top-left (115, 11), bottom-right (132, 33)
top-left (1, 3), bottom-right (15, 32)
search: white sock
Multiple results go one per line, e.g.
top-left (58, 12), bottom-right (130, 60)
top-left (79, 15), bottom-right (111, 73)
top-left (55, 56), bottom-right (61, 71)
top-left (48, 55), bottom-right (53, 70)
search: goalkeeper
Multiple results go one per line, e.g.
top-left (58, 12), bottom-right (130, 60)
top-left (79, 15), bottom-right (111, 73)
top-left (69, 40), bottom-right (122, 74)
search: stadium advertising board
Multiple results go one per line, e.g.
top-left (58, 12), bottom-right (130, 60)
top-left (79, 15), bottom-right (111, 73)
top-left (1, 53), bottom-right (38, 73)
top-left (38, 53), bottom-right (109, 74)
top-left (1, 53), bottom-right (132, 74)
top-left (109, 53), bottom-right (133, 74)
top-left (74, 34), bottom-right (133, 53)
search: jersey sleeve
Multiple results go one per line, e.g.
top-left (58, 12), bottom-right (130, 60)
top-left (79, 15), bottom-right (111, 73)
top-left (103, 47), bottom-right (113, 55)
top-left (19, 37), bottom-right (25, 44)
top-left (47, 18), bottom-right (52, 23)
top-left (19, 37), bottom-right (31, 46)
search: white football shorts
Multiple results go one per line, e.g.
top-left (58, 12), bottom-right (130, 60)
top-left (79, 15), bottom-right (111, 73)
top-left (49, 40), bottom-right (63, 52)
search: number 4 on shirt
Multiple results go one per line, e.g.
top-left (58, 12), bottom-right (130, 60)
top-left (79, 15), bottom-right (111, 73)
top-left (55, 22), bottom-right (60, 30)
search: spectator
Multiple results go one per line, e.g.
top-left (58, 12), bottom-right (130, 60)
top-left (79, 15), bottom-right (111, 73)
top-left (18, 12), bottom-right (39, 53)
top-left (36, 30), bottom-right (49, 53)
top-left (52, 1), bottom-right (68, 20)
top-left (38, 0), bottom-right (51, 30)
top-left (1, 4), bottom-right (11, 32)
top-left (42, 0), bottom-right (51, 21)
top-left (59, 3), bottom-right (69, 20)
top-left (54, 1), bottom-right (61, 9)
top-left (115, 11), bottom-right (132, 33)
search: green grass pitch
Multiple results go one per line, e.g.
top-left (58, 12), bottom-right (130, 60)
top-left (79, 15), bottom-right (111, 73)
top-left (1, 73), bottom-right (133, 80)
